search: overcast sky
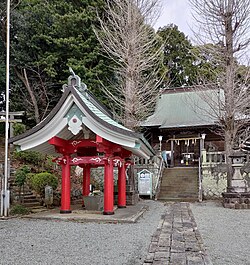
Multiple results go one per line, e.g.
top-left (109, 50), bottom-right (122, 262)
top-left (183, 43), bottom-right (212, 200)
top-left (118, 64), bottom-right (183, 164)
top-left (154, 0), bottom-right (194, 40)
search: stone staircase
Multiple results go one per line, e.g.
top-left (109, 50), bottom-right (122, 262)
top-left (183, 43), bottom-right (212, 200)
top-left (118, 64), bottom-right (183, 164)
top-left (158, 167), bottom-right (199, 202)
top-left (9, 171), bottom-right (42, 208)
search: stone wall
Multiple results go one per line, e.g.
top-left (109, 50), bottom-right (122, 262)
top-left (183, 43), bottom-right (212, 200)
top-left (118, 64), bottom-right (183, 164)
top-left (202, 167), bottom-right (227, 199)
top-left (74, 166), bottom-right (118, 192)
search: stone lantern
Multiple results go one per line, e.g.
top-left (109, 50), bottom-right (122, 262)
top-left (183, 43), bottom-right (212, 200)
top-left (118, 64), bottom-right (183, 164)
top-left (230, 150), bottom-right (247, 193)
top-left (222, 150), bottom-right (250, 209)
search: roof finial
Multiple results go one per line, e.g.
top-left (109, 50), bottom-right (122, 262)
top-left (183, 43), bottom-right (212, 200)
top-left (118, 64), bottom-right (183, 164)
top-left (69, 67), bottom-right (76, 77)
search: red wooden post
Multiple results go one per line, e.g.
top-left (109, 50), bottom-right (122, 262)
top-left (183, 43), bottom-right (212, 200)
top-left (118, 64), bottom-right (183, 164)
top-left (118, 162), bottom-right (126, 208)
top-left (103, 158), bottom-right (114, 215)
top-left (83, 165), bottom-right (91, 196)
top-left (60, 155), bottom-right (71, 213)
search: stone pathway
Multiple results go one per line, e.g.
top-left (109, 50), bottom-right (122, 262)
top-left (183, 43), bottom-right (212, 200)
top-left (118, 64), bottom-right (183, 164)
top-left (144, 202), bottom-right (213, 265)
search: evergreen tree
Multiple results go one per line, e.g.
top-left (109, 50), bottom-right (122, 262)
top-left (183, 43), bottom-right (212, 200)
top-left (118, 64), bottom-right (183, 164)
top-left (0, 0), bottom-right (113, 125)
top-left (157, 24), bottom-right (198, 88)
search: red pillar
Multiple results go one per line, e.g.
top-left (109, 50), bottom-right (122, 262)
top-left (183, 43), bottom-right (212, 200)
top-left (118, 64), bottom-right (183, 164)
top-left (118, 162), bottom-right (126, 208)
top-left (60, 155), bottom-right (71, 214)
top-left (103, 158), bottom-right (114, 215)
top-left (83, 165), bottom-right (91, 196)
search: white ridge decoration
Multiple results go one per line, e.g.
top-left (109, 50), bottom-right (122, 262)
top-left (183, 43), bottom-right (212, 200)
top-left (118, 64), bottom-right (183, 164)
top-left (68, 115), bottom-right (82, 135)
top-left (72, 157), bottom-right (83, 163)
top-left (71, 140), bottom-right (81, 147)
top-left (113, 159), bottom-right (122, 167)
top-left (90, 157), bottom-right (101, 163)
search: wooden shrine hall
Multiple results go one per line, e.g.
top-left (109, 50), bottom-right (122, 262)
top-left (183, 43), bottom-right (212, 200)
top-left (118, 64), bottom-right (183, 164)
top-left (10, 74), bottom-right (154, 215)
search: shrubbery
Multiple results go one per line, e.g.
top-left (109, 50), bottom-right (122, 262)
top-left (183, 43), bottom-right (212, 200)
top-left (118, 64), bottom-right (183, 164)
top-left (13, 150), bottom-right (44, 166)
top-left (13, 151), bottom-right (56, 173)
top-left (30, 172), bottom-right (58, 196)
top-left (10, 204), bottom-right (30, 215)
top-left (15, 165), bottom-right (31, 188)
top-left (13, 123), bottom-right (26, 136)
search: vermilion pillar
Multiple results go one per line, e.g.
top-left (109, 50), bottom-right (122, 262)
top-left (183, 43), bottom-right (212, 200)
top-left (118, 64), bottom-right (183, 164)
top-left (103, 158), bottom-right (114, 215)
top-left (118, 163), bottom-right (126, 208)
top-left (60, 155), bottom-right (71, 214)
top-left (83, 165), bottom-right (91, 196)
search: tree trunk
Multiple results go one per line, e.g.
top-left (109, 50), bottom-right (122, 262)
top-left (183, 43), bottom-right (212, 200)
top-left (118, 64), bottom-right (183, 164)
top-left (15, 68), bottom-right (40, 124)
top-left (224, 130), bottom-right (234, 191)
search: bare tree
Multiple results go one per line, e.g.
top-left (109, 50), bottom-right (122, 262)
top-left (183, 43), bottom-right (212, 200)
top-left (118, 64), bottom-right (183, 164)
top-left (94, 0), bottom-right (165, 130)
top-left (189, 0), bottom-right (250, 189)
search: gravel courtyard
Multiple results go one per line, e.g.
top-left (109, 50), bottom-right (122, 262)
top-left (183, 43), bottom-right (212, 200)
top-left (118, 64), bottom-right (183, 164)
top-left (0, 200), bottom-right (165, 265)
top-left (1, 200), bottom-right (250, 265)
top-left (191, 201), bottom-right (250, 265)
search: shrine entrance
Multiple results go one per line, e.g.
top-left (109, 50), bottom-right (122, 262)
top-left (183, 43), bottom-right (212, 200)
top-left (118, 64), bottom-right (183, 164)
top-left (10, 74), bottom-right (155, 215)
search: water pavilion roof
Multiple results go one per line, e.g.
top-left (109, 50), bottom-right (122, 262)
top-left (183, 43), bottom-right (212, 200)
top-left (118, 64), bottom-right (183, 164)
top-left (10, 75), bottom-right (155, 159)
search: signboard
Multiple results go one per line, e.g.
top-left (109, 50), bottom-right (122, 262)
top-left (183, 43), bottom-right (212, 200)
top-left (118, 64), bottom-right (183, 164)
top-left (137, 169), bottom-right (152, 199)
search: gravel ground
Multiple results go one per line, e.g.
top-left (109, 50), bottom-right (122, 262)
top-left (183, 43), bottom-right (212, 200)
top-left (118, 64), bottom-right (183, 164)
top-left (190, 201), bottom-right (250, 265)
top-left (0, 200), bottom-right (165, 265)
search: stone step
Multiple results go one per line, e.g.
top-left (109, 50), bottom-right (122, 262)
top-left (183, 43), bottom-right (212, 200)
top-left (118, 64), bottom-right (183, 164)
top-left (158, 197), bottom-right (198, 202)
top-left (159, 191), bottom-right (198, 197)
top-left (159, 167), bottom-right (199, 201)
top-left (21, 202), bottom-right (41, 208)
top-left (159, 189), bottom-right (198, 195)
top-left (23, 197), bottom-right (39, 203)
top-left (161, 181), bottom-right (198, 186)
top-left (23, 194), bottom-right (37, 199)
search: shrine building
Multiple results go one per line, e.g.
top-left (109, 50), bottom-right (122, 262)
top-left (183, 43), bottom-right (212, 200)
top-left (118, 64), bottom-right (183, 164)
top-left (10, 74), bottom-right (155, 215)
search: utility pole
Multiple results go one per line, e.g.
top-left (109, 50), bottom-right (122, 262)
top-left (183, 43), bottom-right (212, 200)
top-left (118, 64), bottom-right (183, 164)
top-left (1, 0), bottom-right (11, 217)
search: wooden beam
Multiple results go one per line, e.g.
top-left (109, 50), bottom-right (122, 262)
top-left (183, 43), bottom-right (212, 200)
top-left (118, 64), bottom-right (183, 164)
top-left (48, 136), bottom-right (68, 148)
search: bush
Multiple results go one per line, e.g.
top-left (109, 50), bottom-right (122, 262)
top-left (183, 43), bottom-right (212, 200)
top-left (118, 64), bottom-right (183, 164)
top-left (10, 204), bottom-right (30, 215)
top-left (13, 151), bottom-right (57, 173)
top-left (31, 172), bottom-right (58, 196)
top-left (15, 165), bottom-right (31, 187)
top-left (13, 150), bottom-right (44, 166)
top-left (13, 123), bottom-right (26, 136)
top-left (26, 172), bottom-right (35, 187)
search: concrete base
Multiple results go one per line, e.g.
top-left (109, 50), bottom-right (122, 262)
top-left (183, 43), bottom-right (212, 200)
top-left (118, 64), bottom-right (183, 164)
top-left (222, 192), bottom-right (250, 209)
top-left (60, 210), bottom-right (72, 214)
top-left (103, 211), bottom-right (114, 215)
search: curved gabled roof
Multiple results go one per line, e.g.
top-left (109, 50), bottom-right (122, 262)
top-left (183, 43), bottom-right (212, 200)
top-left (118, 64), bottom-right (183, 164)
top-left (10, 76), bottom-right (155, 159)
top-left (143, 88), bottom-right (223, 129)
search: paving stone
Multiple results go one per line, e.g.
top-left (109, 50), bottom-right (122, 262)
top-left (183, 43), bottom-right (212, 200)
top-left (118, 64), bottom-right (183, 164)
top-left (145, 203), bottom-right (212, 265)
top-left (152, 260), bottom-right (169, 265)
top-left (154, 251), bottom-right (169, 261)
top-left (170, 252), bottom-right (187, 265)
top-left (145, 252), bottom-right (155, 263)
top-left (157, 246), bottom-right (170, 252)
top-left (183, 221), bottom-right (194, 229)
top-left (202, 254), bottom-right (213, 265)
top-left (172, 231), bottom-right (184, 242)
top-left (149, 242), bottom-right (158, 253)
top-left (186, 252), bottom-right (204, 265)
top-left (153, 229), bottom-right (162, 237)
top-left (171, 240), bottom-right (186, 253)
top-left (185, 241), bottom-right (202, 252)
top-left (158, 236), bottom-right (171, 247)
top-left (151, 235), bottom-right (160, 242)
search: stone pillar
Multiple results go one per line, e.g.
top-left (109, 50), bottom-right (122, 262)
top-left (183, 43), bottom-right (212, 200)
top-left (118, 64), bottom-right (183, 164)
top-left (118, 162), bottom-right (126, 208)
top-left (83, 165), bottom-right (91, 196)
top-left (103, 158), bottom-right (114, 215)
top-left (60, 155), bottom-right (71, 214)
top-left (170, 140), bottom-right (174, 167)
top-left (201, 149), bottom-right (207, 164)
